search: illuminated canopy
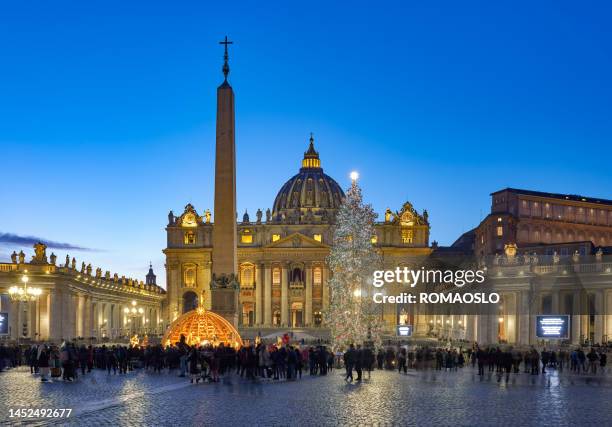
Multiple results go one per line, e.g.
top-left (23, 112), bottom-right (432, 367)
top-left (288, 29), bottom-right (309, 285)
top-left (162, 308), bottom-right (243, 348)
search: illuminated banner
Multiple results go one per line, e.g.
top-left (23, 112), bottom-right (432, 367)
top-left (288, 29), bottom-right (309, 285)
top-left (396, 325), bottom-right (413, 337)
top-left (536, 315), bottom-right (569, 339)
top-left (0, 312), bottom-right (8, 335)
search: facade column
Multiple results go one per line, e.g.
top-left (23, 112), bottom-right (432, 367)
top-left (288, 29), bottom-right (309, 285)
top-left (305, 264), bottom-right (312, 326)
top-left (519, 291), bottom-right (530, 345)
top-left (48, 290), bottom-right (62, 341)
top-left (255, 263), bottom-right (263, 325)
top-left (594, 290), bottom-right (604, 345)
top-left (264, 264), bottom-right (272, 326)
top-left (281, 264), bottom-right (289, 327)
top-left (84, 296), bottom-right (92, 339)
top-left (551, 291), bottom-right (560, 314)
top-left (322, 267), bottom-right (329, 311)
top-left (9, 300), bottom-right (19, 340)
top-left (76, 294), bottom-right (84, 337)
top-left (572, 290), bottom-right (582, 345)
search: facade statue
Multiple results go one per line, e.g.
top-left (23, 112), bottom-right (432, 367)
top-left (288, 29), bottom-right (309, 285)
top-left (572, 250), bottom-right (580, 263)
top-left (11, 251), bottom-right (17, 264)
top-left (50, 253), bottom-right (57, 265)
top-left (71, 257), bottom-right (76, 270)
top-left (168, 210), bottom-right (175, 225)
top-left (265, 208), bottom-right (271, 223)
top-left (95, 267), bottom-right (102, 278)
top-left (423, 209), bottom-right (429, 224)
top-left (384, 208), bottom-right (392, 223)
top-left (256, 209), bottom-right (262, 224)
top-left (504, 243), bottom-right (517, 262)
top-left (86, 263), bottom-right (92, 276)
top-left (105, 271), bottom-right (111, 280)
top-left (113, 273), bottom-right (119, 282)
top-left (205, 209), bottom-right (211, 224)
top-left (32, 242), bottom-right (48, 264)
top-left (18, 251), bottom-right (25, 264)
top-left (81, 262), bottom-right (86, 273)
top-left (243, 210), bottom-right (250, 223)
top-left (65, 254), bottom-right (70, 267)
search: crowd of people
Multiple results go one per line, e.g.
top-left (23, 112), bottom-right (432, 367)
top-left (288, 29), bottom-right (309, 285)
top-left (0, 339), bottom-right (609, 385)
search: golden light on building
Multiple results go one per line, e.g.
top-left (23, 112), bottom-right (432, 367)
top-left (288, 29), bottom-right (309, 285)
top-left (162, 307), bottom-right (243, 348)
top-left (272, 234), bottom-right (281, 242)
top-left (313, 234), bottom-right (322, 242)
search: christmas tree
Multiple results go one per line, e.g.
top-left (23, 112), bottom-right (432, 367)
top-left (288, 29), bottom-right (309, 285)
top-left (324, 173), bottom-right (385, 350)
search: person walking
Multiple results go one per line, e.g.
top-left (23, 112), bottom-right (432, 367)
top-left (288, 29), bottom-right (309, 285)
top-left (344, 345), bottom-right (355, 382)
top-left (398, 348), bottom-right (407, 374)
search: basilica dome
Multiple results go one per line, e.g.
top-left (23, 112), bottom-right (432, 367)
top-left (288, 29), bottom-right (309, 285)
top-left (271, 135), bottom-right (345, 223)
top-left (162, 307), bottom-right (243, 348)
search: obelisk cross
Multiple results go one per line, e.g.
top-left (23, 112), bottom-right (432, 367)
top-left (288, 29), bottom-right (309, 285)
top-left (219, 36), bottom-right (233, 80)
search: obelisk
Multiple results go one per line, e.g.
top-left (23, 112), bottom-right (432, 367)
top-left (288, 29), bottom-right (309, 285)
top-left (210, 36), bottom-right (239, 326)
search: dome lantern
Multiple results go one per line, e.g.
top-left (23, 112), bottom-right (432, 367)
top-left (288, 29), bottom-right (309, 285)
top-left (301, 133), bottom-right (321, 170)
top-left (271, 134), bottom-right (345, 223)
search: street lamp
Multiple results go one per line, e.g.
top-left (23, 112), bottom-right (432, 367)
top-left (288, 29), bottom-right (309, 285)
top-left (124, 300), bottom-right (145, 335)
top-left (8, 273), bottom-right (42, 302)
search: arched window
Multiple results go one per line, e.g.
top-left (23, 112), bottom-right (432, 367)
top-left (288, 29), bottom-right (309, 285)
top-left (273, 310), bottom-right (281, 326)
top-left (183, 264), bottom-right (196, 288)
top-left (242, 302), bottom-right (254, 326)
top-left (182, 291), bottom-right (198, 313)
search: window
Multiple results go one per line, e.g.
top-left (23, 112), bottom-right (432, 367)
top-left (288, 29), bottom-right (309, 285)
top-left (497, 217), bottom-right (502, 222)
top-left (313, 267), bottom-right (322, 285)
top-left (272, 234), bottom-right (281, 242)
top-left (183, 265), bottom-right (196, 288)
top-left (371, 235), bottom-right (378, 244)
top-left (272, 268), bottom-right (281, 285)
top-left (496, 226), bottom-right (503, 237)
top-left (240, 264), bottom-right (255, 288)
top-left (241, 229), bottom-right (253, 244)
top-left (313, 234), bottom-right (322, 242)
top-left (401, 229), bottom-right (413, 244)
top-left (184, 231), bottom-right (196, 245)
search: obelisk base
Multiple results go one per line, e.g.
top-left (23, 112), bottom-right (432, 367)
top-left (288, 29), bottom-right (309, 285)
top-left (210, 274), bottom-right (240, 327)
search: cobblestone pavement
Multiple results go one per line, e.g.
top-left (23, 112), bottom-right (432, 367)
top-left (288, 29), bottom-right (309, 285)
top-left (1, 366), bottom-right (612, 426)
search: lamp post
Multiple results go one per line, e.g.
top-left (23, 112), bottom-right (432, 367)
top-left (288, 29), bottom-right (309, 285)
top-left (7, 273), bottom-right (42, 341)
top-left (124, 300), bottom-right (144, 335)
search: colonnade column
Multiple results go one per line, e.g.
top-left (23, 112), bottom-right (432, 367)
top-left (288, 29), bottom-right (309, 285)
top-left (594, 290), bottom-right (604, 344)
top-left (255, 263), bottom-right (263, 325)
top-left (572, 290), bottom-right (582, 345)
top-left (264, 264), bottom-right (272, 326)
top-left (281, 264), bottom-right (289, 327)
top-left (305, 264), bottom-right (312, 326)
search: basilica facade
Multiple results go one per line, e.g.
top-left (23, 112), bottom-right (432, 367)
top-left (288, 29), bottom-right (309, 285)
top-left (163, 136), bottom-right (432, 336)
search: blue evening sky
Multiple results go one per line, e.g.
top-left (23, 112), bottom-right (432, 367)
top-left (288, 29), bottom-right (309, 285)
top-left (1, 1), bottom-right (610, 287)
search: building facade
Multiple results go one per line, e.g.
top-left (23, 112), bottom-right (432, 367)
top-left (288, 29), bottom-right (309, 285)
top-left (0, 243), bottom-right (165, 342)
top-left (435, 246), bottom-right (612, 346)
top-left (475, 188), bottom-right (612, 256)
top-left (163, 138), bottom-right (432, 335)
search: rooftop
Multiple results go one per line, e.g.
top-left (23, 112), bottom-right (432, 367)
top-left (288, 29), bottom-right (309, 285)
top-left (492, 188), bottom-right (612, 206)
